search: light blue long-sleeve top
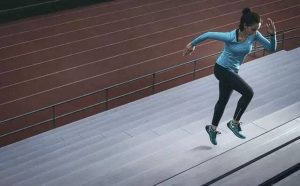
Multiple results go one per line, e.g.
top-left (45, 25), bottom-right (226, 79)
top-left (191, 29), bottom-right (277, 72)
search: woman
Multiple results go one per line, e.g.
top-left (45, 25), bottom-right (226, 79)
top-left (183, 8), bottom-right (276, 145)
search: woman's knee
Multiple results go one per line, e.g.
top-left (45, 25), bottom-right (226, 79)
top-left (245, 87), bottom-right (254, 100)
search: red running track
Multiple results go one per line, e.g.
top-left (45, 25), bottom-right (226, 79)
top-left (0, 2), bottom-right (299, 105)
top-left (0, 0), bottom-right (299, 116)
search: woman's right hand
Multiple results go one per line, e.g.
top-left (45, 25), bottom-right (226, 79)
top-left (183, 42), bottom-right (195, 56)
top-left (266, 18), bottom-right (276, 35)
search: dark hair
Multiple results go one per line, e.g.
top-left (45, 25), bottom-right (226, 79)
top-left (239, 8), bottom-right (261, 31)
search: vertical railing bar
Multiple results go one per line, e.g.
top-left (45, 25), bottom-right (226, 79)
top-left (152, 73), bottom-right (156, 94)
top-left (105, 89), bottom-right (109, 110)
top-left (52, 106), bottom-right (56, 128)
top-left (193, 60), bottom-right (197, 80)
top-left (282, 32), bottom-right (285, 49)
top-left (254, 41), bottom-right (257, 56)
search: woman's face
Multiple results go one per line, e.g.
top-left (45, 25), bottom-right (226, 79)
top-left (244, 22), bottom-right (261, 36)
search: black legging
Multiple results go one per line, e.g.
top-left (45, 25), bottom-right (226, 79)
top-left (212, 63), bottom-right (254, 126)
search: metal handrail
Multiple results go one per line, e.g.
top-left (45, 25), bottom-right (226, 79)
top-left (1, 26), bottom-right (299, 137)
top-left (277, 26), bottom-right (300, 34)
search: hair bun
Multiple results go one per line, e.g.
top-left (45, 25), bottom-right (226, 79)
top-left (242, 8), bottom-right (251, 15)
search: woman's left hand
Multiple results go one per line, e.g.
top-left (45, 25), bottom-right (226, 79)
top-left (183, 42), bottom-right (195, 56)
top-left (266, 18), bottom-right (276, 35)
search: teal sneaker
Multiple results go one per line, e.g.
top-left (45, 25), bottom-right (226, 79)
top-left (227, 120), bottom-right (246, 139)
top-left (205, 125), bottom-right (221, 145)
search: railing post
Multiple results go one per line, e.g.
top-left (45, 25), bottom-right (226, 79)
top-left (105, 89), bottom-right (109, 110)
top-left (52, 106), bottom-right (56, 128)
top-left (193, 60), bottom-right (197, 80)
top-left (282, 32), bottom-right (285, 50)
top-left (152, 73), bottom-right (156, 94)
top-left (253, 41), bottom-right (257, 56)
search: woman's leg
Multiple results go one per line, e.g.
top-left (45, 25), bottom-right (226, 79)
top-left (211, 63), bottom-right (233, 127)
top-left (212, 80), bottom-right (233, 127)
top-left (225, 70), bottom-right (253, 139)
top-left (207, 63), bottom-right (253, 143)
top-left (206, 64), bottom-right (232, 145)
top-left (229, 73), bottom-right (254, 122)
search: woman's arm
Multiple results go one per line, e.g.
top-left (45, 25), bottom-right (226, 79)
top-left (256, 18), bottom-right (277, 52)
top-left (255, 31), bottom-right (277, 52)
top-left (191, 31), bottom-right (232, 46)
top-left (183, 31), bottom-right (232, 56)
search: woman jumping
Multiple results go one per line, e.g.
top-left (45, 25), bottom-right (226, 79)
top-left (183, 8), bottom-right (277, 145)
